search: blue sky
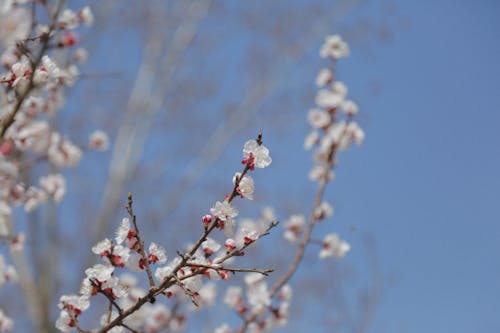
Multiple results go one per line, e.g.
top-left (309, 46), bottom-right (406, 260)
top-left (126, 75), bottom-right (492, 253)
top-left (335, 1), bottom-right (500, 332)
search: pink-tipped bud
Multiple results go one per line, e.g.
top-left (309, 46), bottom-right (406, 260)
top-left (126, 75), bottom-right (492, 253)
top-left (202, 214), bottom-right (212, 228)
top-left (0, 141), bottom-right (12, 156)
top-left (219, 270), bottom-right (230, 280)
top-left (60, 31), bottom-right (78, 47)
top-left (243, 230), bottom-right (259, 245)
top-left (224, 238), bottom-right (236, 251)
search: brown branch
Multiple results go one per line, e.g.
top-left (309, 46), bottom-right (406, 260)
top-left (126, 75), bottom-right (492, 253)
top-left (120, 323), bottom-right (140, 333)
top-left (186, 262), bottom-right (273, 276)
top-left (106, 301), bottom-right (113, 324)
top-left (126, 193), bottom-right (155, 288)
top-left (90, 279), bottom-right (123, 316)
top-left (172, 273), bottom-right (199, 306)
top-left (66, 308), bottom-right (91, 333)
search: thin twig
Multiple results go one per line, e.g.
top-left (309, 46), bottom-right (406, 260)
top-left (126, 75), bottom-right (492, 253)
top-left (187, 262), bottom-right (273, 276)
top-left (89, 279), bottom-right (123, 316)
top-left (171, 273), bottom-right (199, 306)
top-left (126, 193), bottom-right (155, 288)
top-left (106, 301), bottom-right (113, 324)
top-left (120, 323), bottom-right (139, 333)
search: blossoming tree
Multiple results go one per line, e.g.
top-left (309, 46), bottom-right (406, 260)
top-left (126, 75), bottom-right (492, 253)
top-left (0, 1), bottom-right (370, 332)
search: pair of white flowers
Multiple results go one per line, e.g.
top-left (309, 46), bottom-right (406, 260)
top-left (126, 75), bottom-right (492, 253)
top-left (210, 139), bottom-right (272, 236)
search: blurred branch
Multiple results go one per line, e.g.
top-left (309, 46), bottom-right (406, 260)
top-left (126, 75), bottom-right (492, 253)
top-left (10, 247), bottom-right (49, 333)
top-left (89, 0), bottom-right (213, 268)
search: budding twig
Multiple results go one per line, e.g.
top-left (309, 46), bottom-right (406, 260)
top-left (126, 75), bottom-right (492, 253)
top-left (126, 193), bottom-right (156, 289)
top-left (89, 279), bottom-right (123, 316)
top-left (186, 262), bottom-right (274, 276)
top-left (96, 135), bottom-right (265, 332)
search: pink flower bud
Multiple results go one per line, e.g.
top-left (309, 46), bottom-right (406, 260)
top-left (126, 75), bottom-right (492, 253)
top-left (60, 31), bottom-right (78, 47)
top-left (0, 141), bottom-right (12, 156)
top-left (224, 238), bottom-right (236, 251)
top-left (202, 214), bottom-right (212, 228)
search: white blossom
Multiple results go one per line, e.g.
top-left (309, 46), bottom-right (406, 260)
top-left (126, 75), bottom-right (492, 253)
top-left (89, 130), bottom-right (110, 151)
top-left (308, 165), bottom-right (334, 182)
top-left (155, 264), bottom-right (173, 282)
top-left (12, 120), bottom-right (50, 153)
top-left (55, 311), bottom-right (72, 332)
top-left (115, 217), bottom-right (131, 244)
top-left (24, 186), bottom-right (47, 212)
top-left (319, 34), bottom-right (350, 59)
top-left (347, 121), bottom-right (365, 145)
top-left (58, 9), bottom-right (79, 29)
top-left (202, 237), bottom-right (221, 256)
top-left (233, 173), bottom-right (254, 200)
top-left (0, 7), bottom-right (30, 45)
top-left (214, 324), bottom-right (232, 333)
top-left (85, 264), bottom-right (114, 283)
top-left (307, 108), bottom-right (331, 128)
top-left (242, 140), bottom-right (272, 169)
top-left (315, 81), bottom-right (348, 109)
top-left (315, 68), bottom-right (333, 86)
top-left (321, 120), bottom-right (347, 151)
top-left (244, 272), bottom-right (264, 286)
top-left (48, 133), bottom-right (82, 168)
top-left (283, 214), bottom-right (305, 243)
top-left (246, 281), bottom-right (271, 314)
top-left (314, 201), bottom-right (334, 220)
top-left (195, 282), bottom-right (217, 308)
top-left (78, 6), bottom-right (94, 26)
top-left (0, 202), bottom-right (11, 237)
top-left (58, 294), bottom-right (90, 315)
top-left (73, 48), bottom-right (89, 63)
top-left (224, 286), bottom-right (243, 308)
top-left (319, 233), bottom-right (350, 259)
top-left (304, 130), bottom-right (319, 150)
top-left (148, 242), bottom-right (167, 264)
top-left (342, 100), bottom-right (359, 116)
top-left (39, 174), bottom-right (66, 203)
top-left (0, 256), bottom-right (17, 287)
top-left (92, 238), bottom-right (112, 257)
top-left (278, 284), bottom-right (293, 302)
top-left (210, 200), bottom-right (238, 237)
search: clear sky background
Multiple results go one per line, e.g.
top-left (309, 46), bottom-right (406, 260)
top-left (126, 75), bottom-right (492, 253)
top-left (30, 0), bottom-right (500, 332)
top-left (327, 1), bottom-right (500, 332)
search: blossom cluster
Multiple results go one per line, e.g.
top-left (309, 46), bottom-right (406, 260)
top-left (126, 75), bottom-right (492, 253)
top-left (218, 275), bottom-right (292, 333)
top-left (300, 34), bottom-right (363, 258)
top-left (0, 3), bottom-right (109, 243)
top-left (0, 2), bottom-right (111, 330)
top-left (56, 216), bottom-right (175, 332)
top-left (55, 138), bottom-right (276, 332)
